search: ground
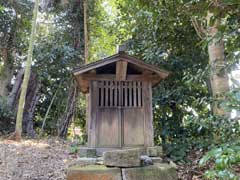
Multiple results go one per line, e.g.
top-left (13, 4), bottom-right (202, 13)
top-left (0, 138), bottom-right (218, 180)
top-left (0, 138), bottom-right (79, 180)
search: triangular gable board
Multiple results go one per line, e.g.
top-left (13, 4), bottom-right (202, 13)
top-left (73, 52), bottom-right (170, 93)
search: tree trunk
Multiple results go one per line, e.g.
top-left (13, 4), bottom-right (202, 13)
top-left (22, 72), bottom-right (40, 137)
top-left (58, 85), bottom-right (78, 138)
top-left (83, 0), bottom-right (88, 63)
top-left (7, 69), bottom-right (25, 108)
top-left (207, 12), bottom-right (229, 116)
top-left (40, 89), bottom-right (58, 135)
top-left (8, 69), bottom-right (40, 137)
top-left (0, 48), bottom-right (12, 97)
top-left (83, 0), bottom-right (89, 134)
top-left (15, 0), bottom-right (39, 141)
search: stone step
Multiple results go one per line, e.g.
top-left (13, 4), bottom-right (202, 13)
top-left (122, 163), bottom-right (177, 180)
top-left (67, 165), bottom-right (121, 180)
top-left (79, 146), bottom-right (163, 157)
top-left (103, 149), bottom-right (141, 167)
top-left (67, 163), bottom-right (177, 180)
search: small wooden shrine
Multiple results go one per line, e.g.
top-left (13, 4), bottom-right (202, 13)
top-left (73, 52), bottom-right (170, 148)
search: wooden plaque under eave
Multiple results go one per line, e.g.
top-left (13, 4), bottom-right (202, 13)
top-left (73, 52), bottom-right (170, 148)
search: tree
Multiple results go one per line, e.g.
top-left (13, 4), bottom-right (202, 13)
top-left (15, 0), bottom-right (39, 141)
top-left (189, 1), bottom-right (240, 116)
top-left (0, 1), bottom-right (33, 97)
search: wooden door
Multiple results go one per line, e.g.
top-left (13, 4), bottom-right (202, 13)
top-left (94, 80), bottom-right (145, 147)
top-left (122, 82), bottom-right (144, 146)
top-left (96, 81), bottom-right (121, 147)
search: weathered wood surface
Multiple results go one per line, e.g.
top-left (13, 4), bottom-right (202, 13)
top-left (122, 108), bottom-right (144, 146)
top-left (88, 80), bottom-right (154, 148)
top-left (103, 149), bottom-right (141, 167)
top-left (116, 61), bottom-right (128, 81)
top-left (73, 53), bottom-right (170, 78)
top-left (80, 74), bottom-right (160, 82)
top-left (88, 81), bottom-right (98, 147)
top-left (97, 108), bottom-right (121, 147)
top-left (143, 82), bottom-right (154, 146)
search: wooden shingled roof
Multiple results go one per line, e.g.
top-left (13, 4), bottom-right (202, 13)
top-left (73, 52), bottom-right (170, 93)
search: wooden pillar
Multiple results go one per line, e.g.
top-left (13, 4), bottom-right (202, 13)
top-left (142, 82), bottom-right (154, 146)
top-left (88, 81), bottom-right (97, 147)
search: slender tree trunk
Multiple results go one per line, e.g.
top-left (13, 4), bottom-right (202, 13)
top-left (83, 0), bottom-right (88, 63)
top-left (15, 0), bottom-right (39, 141)
top-left (83, 0), bottom-right (89, 134)
top-left (40, 89), bottom-right (58, 135)
top-left (58, 85), bottom-right (78, 138)
top-left (207, 12), bottom-right (229, 116)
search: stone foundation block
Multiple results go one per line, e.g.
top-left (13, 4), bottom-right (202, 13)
top-left (73, 157), bottom-right (97, 167)
top-left (103, 149), bottom-right (141, 167)
top-left (122, 163), bottom-right (177, 180)
top-left (79, 147), bottom-right (97, 157)
top-left (151, 157), bottom-right (163, 163)
top-left (146, 146), bottom-right (163, 157)
top-left (67, 165), bottom-right (121, 180)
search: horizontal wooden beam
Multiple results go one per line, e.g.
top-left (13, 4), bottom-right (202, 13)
top-left (80, 74), bottom-right (161, 82)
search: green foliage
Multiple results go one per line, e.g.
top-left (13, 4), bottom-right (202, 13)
top-left (0, 97), bottom-right (14, 134)
top-left (199, 142), bottom-right (240, 180)
top-left (116, 0), bottom-right (210, 162)
top-left (31, 1), bottom-right (85, 135)
top-left (69, 143), bottom-right (80, 154)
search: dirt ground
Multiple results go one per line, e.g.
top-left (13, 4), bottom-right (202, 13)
top-left (0, 138), bottom-right (78, 180)
top-left (0, 137), bottom-right (214, 180)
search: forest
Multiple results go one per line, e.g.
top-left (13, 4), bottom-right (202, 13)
top-left (0, 0), bottom-right (240, 179)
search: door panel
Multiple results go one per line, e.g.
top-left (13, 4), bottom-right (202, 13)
top-left (122, 108), bottom-right (144, 146)
top-left (97, 108), bottom-right (121, 147)
top-left (95, 80), bottom-right (145, 147)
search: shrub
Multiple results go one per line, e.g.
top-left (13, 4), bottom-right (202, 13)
top-left (0, 96), bottom-right (15, 134)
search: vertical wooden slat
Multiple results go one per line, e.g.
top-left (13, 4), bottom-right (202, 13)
top-left (105, 81), bottom-right (109, 107)
top-left (110, 81), bottom-right (113, 107)
top-left (98, 81), bottom-right (101, 106)
top-left (140, 82), bottom-right (143, 106)
top-left (100, 81), bottom-right (104, 106)
top-left (124, 82), bottom-right (128, 107)
top-left (133, 81), bottom-right (137, 107)
top-left (138, 81), bottom-right (141, 107)
top-left (129, 81), bottom-right (132, 107)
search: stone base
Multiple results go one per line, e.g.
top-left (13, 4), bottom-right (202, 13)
top-left (68, 146), bottom-right (176, 180)
top-left (79, 147), bottom-right (97, 158)
top-left (67, 163), bottom-right (177, 180)
top-left (103, 149), bottom-right (141, 167)
top-left (79, 146), bottom-right (163, 157)
top-left (146, 146), bottom-right (163, 157)
top-left (122, 163), bottom-right (177, 180)
top-left (67, 165), bottom-right (122, 180)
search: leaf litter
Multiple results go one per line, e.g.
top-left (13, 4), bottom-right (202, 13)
top-left (0, 138), bottom-right (79, 180)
